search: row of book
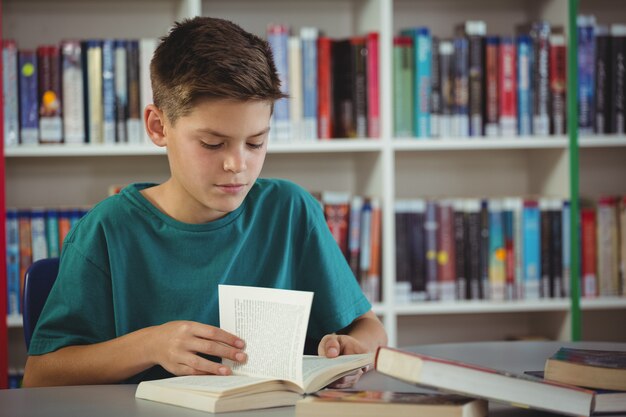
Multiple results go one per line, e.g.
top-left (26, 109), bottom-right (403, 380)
top-left (2, 38), bottom-right (156, 147)
top-left (268, 25), bottom-right (380, 142)
top-left (316, 192), bottom-right (382, 303)
top-left (578, 16), bottom-right (626, 135)
top-left (7, 369), bottom-right (23, 389)
top-left (394, 196), bottom-right (626, 303)
top-left (5, 207), bottom-right (89, 316)
top-left (394, 20), bottom-right (567, 138)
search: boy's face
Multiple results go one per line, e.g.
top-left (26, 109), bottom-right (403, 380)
top-left (157, 99), bottom-right (271, 223)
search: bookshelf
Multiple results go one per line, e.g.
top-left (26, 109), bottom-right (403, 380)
top-left (2, 0), bottom-right (626, 387)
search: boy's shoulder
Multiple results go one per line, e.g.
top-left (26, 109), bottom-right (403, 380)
top-left (252, 178), bottom-right (319, 207)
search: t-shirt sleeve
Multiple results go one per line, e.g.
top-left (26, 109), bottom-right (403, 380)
top-left (295, 194), bottom-right (372, 340)
top-left (28, 242), bottom-right (116, 355)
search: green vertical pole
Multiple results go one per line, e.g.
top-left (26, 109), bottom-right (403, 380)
top-left (568, 0), bottom-right (582, 341)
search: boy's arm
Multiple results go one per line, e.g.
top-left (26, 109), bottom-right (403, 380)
top-left (317, 310), bottom-right (387, 357)
top-left (22, 321), bottom-right (247, 387)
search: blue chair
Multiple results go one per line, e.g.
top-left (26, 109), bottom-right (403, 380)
top-left (22, 257), bottom-right (60, 350)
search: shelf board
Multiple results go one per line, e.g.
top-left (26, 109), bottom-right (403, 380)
top-left (393, 136), bottom-right (568, 151)
top-left (268, 139), bottom-right (382, 153)
top-left (579, 135), bottom-right (626, 148)
top-left (580, 297), bottom-right (626, 310)
top-left (7, 314), bottom-right (22, 328)
top-left (393, 299), bottom-right (572, 315)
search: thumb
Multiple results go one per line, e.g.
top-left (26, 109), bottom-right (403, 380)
top-left (318, 335), bottom-right (341, 358)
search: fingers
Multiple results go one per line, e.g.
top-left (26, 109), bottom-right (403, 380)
top-left (191, 322), bottom-right (245, 349)
top-left (327, 369), bottom-right (364, 389)
top-left (187, 338), bottom-right (247, 364)
top-left (318, 335), bottom-right (341, 358)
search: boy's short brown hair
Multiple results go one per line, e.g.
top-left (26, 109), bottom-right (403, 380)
top-left (150, 16), bottom-right (285, 124)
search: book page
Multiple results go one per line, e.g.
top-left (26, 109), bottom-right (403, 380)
top-left (302, 353), bottom-right (373, 393)
top-left (149, 375), bottom-right (275, 393)
top-left (219, 285), bottom-right (313, 387)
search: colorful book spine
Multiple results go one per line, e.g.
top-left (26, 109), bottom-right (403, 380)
top-left (488, 199), bottom-right (506, 300)
top-left (581, 208), bottom-right (598, 297)
top-left (393, 36), bottom-right (414, 137)
top-left (317, 36), bottom-right (333, 140)
top-left (18, 210), bottom-right (32, 302)
top-left (61, 40), bottom-right (86, 144)
top-left (267, 24), bottom-right (290, 142)
top-left (359, 199), bottom-right (372, 287)
top-left (102, 39), bottom-right (117, 143)
top-left (367, 32), bottom-right (380, 139)
top-left (18, 50), bottom-right (39, 145)
top-left (425, 200), bottom-right (439, 300)
top-left (539, 199), bottom-right (552, 298)
top-left (466, 21), bottom-right (486, 137)
top-left (301, 27), bottom-right (318, 141)
top-left (610, 24), bottom-right (626, 134)
top-left (3, 40), bottom-right (19, 147)
top-left (480, 199), bottom-right (490, 299)
top-left (322, 192), bottom-right (351, 260)
top-left (366, 199), bottom-right (382, 303)
top-left (516, 35), bottom-right (533, 136)
top-left (522, 200), bottom-right (541, 299)
top-left (531, 21), bottom-right (551, 136)
top-left (332, 39), bottom-right (355, 138)
top-left (484, 36), bottom-right (500, 137)
top-left (452, 200), bottom-right (467, 299)
top-left (348, 196), bottom-right (363, 280)
top-left (394, 201), bottom-right (412, 303)
top-left (596, 197), bottom-right (620, 296)
top-left (37, 45), bottom-right (63, 143)
top-left (439, 40), bottom-right (454, 138)
top-left (453, 37), bottom-right (469, 137)
top-left (594, 26), bottom-right (611, 134)
top-left (58, 209), bottom-right (72, 249)
top-left (499, 37), bottom-right (517, 137)
top-left (577, 15), bottom-right (596, 134)
top-left (437, 200), bottom-right (456, 301)
top-left (352, 36), bottom-right (368, 138)
top-left (430, 37), bottom-right (441, 138)
top-left (85, 40), bottom-right (103, 144)
top-left (31, 209), bottom-right (49, 262)
top-left (408, 199), bottom-right (427, 301)
top-left (562, 200), bottom-right (571, 298)
top-left (502, 199), bottom-right (517, 300)
top-left (549, 33), bottom-right (567, 135)
top-left (465, 199), bottom-right (482, 299)
top-left (45, 209), bottom-right (60, 259)
top-left (549, 199), bottom-right (563, 298)
top-left (115, 39), bottom-right (128, 143)
top-left (126, 40), bottom-right (142, 143)
top-left (6, 209), bottom-right (20, 315)
top-left (415, 28), bottom-right (432, 138)
top-left (288, 35), bottom-right (303, 141)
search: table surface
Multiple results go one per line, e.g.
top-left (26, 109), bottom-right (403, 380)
top-left (2, 340), bottom-right (625, 417)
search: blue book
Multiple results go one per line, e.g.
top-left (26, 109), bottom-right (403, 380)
top-left (502, 201), bottom-right (515, 300)
top-left (102, 39), bottom-right (116, 143)
top-left (577, 15), bottom-right (596, 134)
top-left (3, 40), bottom-right (19, 147)
top-left (6, 209), bottom-right (20, 315)
top-left (18, 50), bottom-right (39, 145)
top-left (453, 37), bottom-right (469, 137)
top-left (45, 209), bottom-right (60, 258)
top-left (522, 201), bottom-right (541, 299)
top-left (267, 24), bottom-right (290, 142)
top-left (488, 200), bottom-right (505, 300)
top-left (516, 35), bottom-right (533, 136)
top-left (31, 208), bottom-right (48, 262)
top-left (301, 27), bottom-right (318, 141)
top-left (402, 27), bottom-right (432, 138)
top-left (114, 39), bottom-right (128, 143)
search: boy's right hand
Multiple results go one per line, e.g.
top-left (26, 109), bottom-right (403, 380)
top-left (148, 321), bottom-right (247, 376)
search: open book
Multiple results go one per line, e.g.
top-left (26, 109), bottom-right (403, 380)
top-left (135, 285), bottom-right (373, 413)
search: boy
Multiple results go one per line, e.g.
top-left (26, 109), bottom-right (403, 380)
top-left (23, 16), bottom-right (387, 387)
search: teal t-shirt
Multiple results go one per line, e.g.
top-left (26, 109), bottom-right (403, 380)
top-left (29, 179), bottom-right (371, 382)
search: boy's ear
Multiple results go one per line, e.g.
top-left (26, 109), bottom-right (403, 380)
top-left (144, 104), bottom-right (167, 147)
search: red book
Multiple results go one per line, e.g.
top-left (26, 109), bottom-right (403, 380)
top-left (581, 208), bottom-right (598, 298)
top-left (317, 37), bottom-right (334, 140)
top-left (484, 36), bottom-right (499, 137)
top-left (366, 32), bottom-right (380, 138)
top-left (437, 201), bottom-right (456, 300)
top-left (549, 34), bottom-right (567, 135)
top-left (498, 37), bottom-right (517, 136)
top-left (37, 45), bottom-right (63, 143)
top-left (322, 194), bottom-right (350, 260)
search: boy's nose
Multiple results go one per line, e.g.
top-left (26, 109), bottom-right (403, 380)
top-left (223, 151), bottom-right (246, 173)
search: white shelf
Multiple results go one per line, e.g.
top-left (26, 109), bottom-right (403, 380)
top-left (579, 136), bottom-right (626, 148)
top-left (392, 299), bottom-right (571, 315)
top-left (268, 139), bottom-right (383, 153)
top-left (7, 315), bottom-right (22, 328)
top-left (580, 297), bottom-right (626, 310)
top-left (393, 137), bottom-right (568, 151)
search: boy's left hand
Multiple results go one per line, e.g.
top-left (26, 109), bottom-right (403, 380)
top-left (317, 334), bottom-right (373, 389)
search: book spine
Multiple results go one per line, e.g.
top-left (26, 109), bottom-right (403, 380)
top-left (467, 28), bottom-right (485, 137)
top-left (549, 34), bottom-right (567, 135)
top-left (301, 27), bottom-right (318, 141)
top-left (596, 197), bottom-right (620, 296)
top-left (393, 36), bottom-right (414, 137)
top-left (86, 40), bottom-right (103, 144)
top-left (3, 40), bottom-right (19, 147)
top-left (367, 199), bottom-right (382, 303)
top-left (126, 40), bottom-right (142, 143)
top-left (348, 196), bottom-right (363, 281)
top-left (18, 50), bottom-right (39, 145)
top-left (439, 40), bottom-right (454, 138)
top-left (114, 39), bottom-right (128, 143)
top-left (562, 200), bottom-right (571, 298)
top-left (408, 199), bottom-right (427, 301)
top-left (61, 40), bottom-right (86, 144)
top-left (480, 199), bottom-right (490, 299)
top-left (267, 24), bottom-right (291, 142)
top-left (288, 36), bottom-right (303, 142)
top-left (512, 198), bottom-right (524, 298)
top-left (394, 201), bottom-right (411, 303)
top-left (6, 209), bottom-right (20, 315)
top-left (523, 200), bottom-right (541, 299)
top-left (594, 27), bottom-right (611, 134)
top-left (503, 199), bottom-right (516, 299)
top-left (539, 199), bottom-right (552, 298)
top-left (452, 199), bottom-right (467, 299)
top-left (102, 39), bottom-right (117, 143)
top-left (499, 37), bottom-right (517, 137)
top-left (610, 25), bottom-right (626, 134)
top-left (453, 37), bottom-right (469, 137)
top-left (517, 35), bottom-right (533, 136)
top-left (332, 39), bottom-right (355, 138)
top-left (488, 199), bottom-right (506, 300)
top-left (620, 197), bottom-right (626, 296)
top-left (366, 32), bottom-right (380, 138)
top-left (581, 208), bottom-right (598, 297)
top-left (465, 199), bottom-right (482, 299)
top-left (430, 37), bottom-right (441, 138)
top-left (359, 200), bottom-right (372, 288)
top-left (31, 208), bottom-right (49, 262)
top-left (37, 45), bottom-right (63, 143)
top-left (139, 38), bottom-right (157, 143)
top-left (352, 37), bottom-right (368, 138)
top-left (18, 211), bottom-right (32, 303)
top-left (58, 209), bottom-right (72, 250)
top-left (484, 36), bottom-right (499, 137)
top-left (550, 199), bottom-right (564, 298)
top-left (531, 22), bottom-right (551, 136)
top-left (317, 37), bottom-right (333, 140)
top-left (415, 28), bottom-right (432, 138)
top-left (577, 15), bottom-right (596, 134)
top-left (437, 200), bottom-right (456, 301)
top-left (425, 200), bottom-right (439, 300)
top-left (45, 209), bottom-right (60, 259)
top-left (322, 192), bottom-right (351, 260)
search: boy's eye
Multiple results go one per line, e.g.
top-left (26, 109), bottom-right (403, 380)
top-left (201, 142), bottom-right (222, 150)
top-left (248, 142), bottom-right (265, 150)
